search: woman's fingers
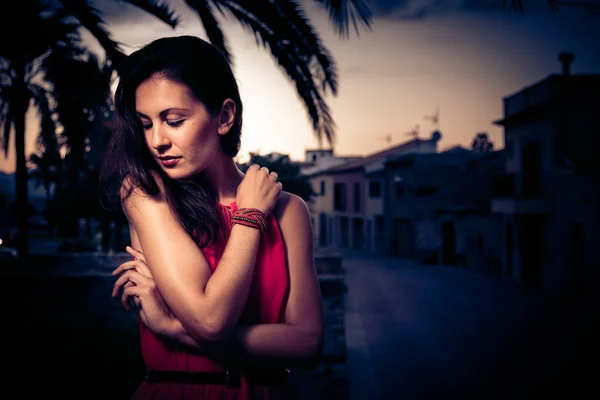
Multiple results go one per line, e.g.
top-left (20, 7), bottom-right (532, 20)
top-left (121, 281), bottom-right (136, 310)
top-left (111, 269), bottom-right (151, 298)
top-left (122, 285), bottom-right (142, 312)
top-left (126, 246), bottom-right (146, 263)
top-left (112, 260), bottom-right (152, 279)
top-left (112, 260), bottom-right (136, 277)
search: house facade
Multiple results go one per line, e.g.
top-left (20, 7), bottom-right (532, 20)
top-left (383, 147), bottom-right (504, 275)
top-left (306, 132), bottom-right (442, 254)
top-left (491, 53), bottom-right (600, 295)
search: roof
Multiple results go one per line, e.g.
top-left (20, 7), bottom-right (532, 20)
top-left (306, 137), bottom-right (433, 177)
top-left (384, 146), bottom-right (482, 169)
top-left (494, 73), bottom-right (600, 126)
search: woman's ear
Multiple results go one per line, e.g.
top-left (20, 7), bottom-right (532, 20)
top-left (217, 99), bottom-right (236, 135)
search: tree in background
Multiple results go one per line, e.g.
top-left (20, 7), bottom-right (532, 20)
top-left (27, 112), bottom-right (63, 235)
top-left (237, 152), bottom-right (315, 202)
top-left (0, 1), bottom-right (83, 258)
top-left (57, 0), bottom-right (374, 147)
top-left (471, 133), bottom-right (495, 153)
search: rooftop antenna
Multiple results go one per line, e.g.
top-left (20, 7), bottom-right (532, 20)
top-left (378, 134), bottom-right (392, 145)
top-left (424, 107), bottom-right (440, 131)
top-left (405, 124), bottom-right (419, 139)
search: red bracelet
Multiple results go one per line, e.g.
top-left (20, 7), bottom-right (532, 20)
top-left (231, 208), bottom-right (267, 233)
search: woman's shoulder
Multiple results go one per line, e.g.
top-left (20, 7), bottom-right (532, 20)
top-left (273, 191), bottom-right (311, 227)
top-left (120, 170), bottom-right (166, 209)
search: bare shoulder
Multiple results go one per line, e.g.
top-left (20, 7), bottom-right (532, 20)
top-left (273, 191), bottom-right (312, 229)
top-left (120, 170), bottom-right (166, 211)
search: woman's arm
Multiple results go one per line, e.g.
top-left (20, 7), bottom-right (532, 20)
top-left (120, 166), bottom-right (280, 343)
top-left (157, 192), bottom-right (324, 368)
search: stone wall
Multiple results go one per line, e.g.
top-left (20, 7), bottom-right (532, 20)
top-left (289, 253), bottom-right (348, 399)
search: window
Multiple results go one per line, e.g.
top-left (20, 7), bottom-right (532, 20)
top-left (369, 180), bottom-right (381, 198)
top-left (334, 183), bottom-right (347, 211)
top-left (320, 180), bottom-right (326, 195)
top-left (374, 216), bottom-right (384, 252)
top-left (340, 217), bottom-right (349, 248)
top-left (505, 138), bottom-right (514, 159)
top-left (354, 182), bottom-right (361, 213)
top-left (319, 213), bottom-right (327, 247)
top-left (396, 184), bottom-right (405, 199)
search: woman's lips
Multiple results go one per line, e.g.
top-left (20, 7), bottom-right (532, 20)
top-left (159, 157), bottom-right (180, 167)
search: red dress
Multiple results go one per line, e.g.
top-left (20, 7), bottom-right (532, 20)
top-left (131, 201), bottom-right (291, 399)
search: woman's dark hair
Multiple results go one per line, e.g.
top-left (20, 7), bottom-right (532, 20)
top-left (99, 35), bottom-right (243, 247)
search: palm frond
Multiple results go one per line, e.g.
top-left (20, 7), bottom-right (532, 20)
top-left (0, 82), bottom-right (15, 156)
top-left (219, 2), bottom-right (336, 144)
top-left (504, 0), bottom-right (558, 13)
top-left (1, 102), bottom-right (13, 156)
top-left (28, 83), bottom-right (54, 135)
top-left (256, 0), bottom-right (338, 95)
top-left (57, 0), bottom-right (127, 70)
top-left (556, 1), bottom-right (600, 15)
top-left (122, 0), bottom-right (180, 28)
top-left (184, 0), bottom-right (233, 64)
top-left (312, 0), bottom-right (372, 38)
top-left (220, 0), bottom-right (337, 95)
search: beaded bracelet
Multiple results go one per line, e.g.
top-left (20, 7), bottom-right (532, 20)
top-left (231, 208), bottom-right (267, 233)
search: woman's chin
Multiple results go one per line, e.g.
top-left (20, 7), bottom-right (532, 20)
top-left (162, 168), bottom-right (189, 180)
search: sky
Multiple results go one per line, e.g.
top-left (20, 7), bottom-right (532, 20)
top-left (1, 0), bottom-right (600, 173)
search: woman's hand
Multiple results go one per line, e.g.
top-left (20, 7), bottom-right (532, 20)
top-left (111, 246), bottom-right (173, 336)
top-left (236, 163), bottom-right (282, 216)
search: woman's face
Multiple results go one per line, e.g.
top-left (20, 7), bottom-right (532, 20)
top-left (135, 75), bottom-right (223, 180)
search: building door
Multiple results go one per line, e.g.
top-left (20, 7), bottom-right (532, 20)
top-left (441, 221), bottom-right (456, 265)
top-left (392, 218), bottom-right (411, 257)
top-left (340, 217), bottom-right (349, 248)
top-left (506, 221), bottom-right (514, 278)
top-left (366, 220), bottom-right (372, 252)
top-left (518, 215), bottom-right (545, 287)
top-left (521, 141), bottom-right (542, 197)
top-left (374, 216), bottom-right (384, 254)
top-left (352, 217), bottom-right (364, 250)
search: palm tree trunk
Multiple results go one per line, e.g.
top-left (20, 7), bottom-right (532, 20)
top-left (15, 105), bottom-right (29, 259)
top-left (45, 182), bottom-right (54, 236)
top-left (14, 63), bottom-right (29, 260)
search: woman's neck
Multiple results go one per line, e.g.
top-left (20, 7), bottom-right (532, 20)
top-left (203, 155), bottom-right (244, 205)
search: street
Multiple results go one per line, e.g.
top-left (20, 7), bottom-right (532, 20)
top-left (2, 254), bottom-right (597, 399)
top-left (344, 255), bottom-right (599, 399)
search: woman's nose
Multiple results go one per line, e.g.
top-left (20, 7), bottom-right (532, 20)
top-left (150, 126), bottom-right (171, 150)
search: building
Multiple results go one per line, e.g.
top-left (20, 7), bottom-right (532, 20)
top-left (300, 148), bottom-right (362, 176)
top-left (491, 52), bottom-right (600, 295)
top-left (384, 148), bottom-right (504, 274)
top-left (306, 131), bottom-right (442, 254)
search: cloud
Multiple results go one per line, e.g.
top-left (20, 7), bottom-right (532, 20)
top-left (367, 0), bottom-right (509, 20)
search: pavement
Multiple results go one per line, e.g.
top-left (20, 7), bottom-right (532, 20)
top-left (2, 253), bottom-right (598, 399)
top-left (343, 255), bottom-right (600, 400)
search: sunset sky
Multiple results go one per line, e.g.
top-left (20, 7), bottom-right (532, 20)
top-left (1, 0), bottom-right (599, 173)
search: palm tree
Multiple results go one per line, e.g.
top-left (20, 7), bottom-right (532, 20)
top-left (0, 1), bottom-right (83, 259)
top-left (56, 0), bottom-right (373, 146)
top-left (1, 0), bottom-right (371, 259)
top-left (43, 52), bottom-right (115, 238)
top-left (28, 111), bottom-right (62, 235)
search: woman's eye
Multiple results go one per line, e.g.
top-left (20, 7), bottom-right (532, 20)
top-left (167, 120), bottom-right (184, 128)
top-left (142, 123), bottom-right (152, 130)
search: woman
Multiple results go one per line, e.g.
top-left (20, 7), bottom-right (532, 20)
top-left (99, 35), bottom-right (323, 399)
